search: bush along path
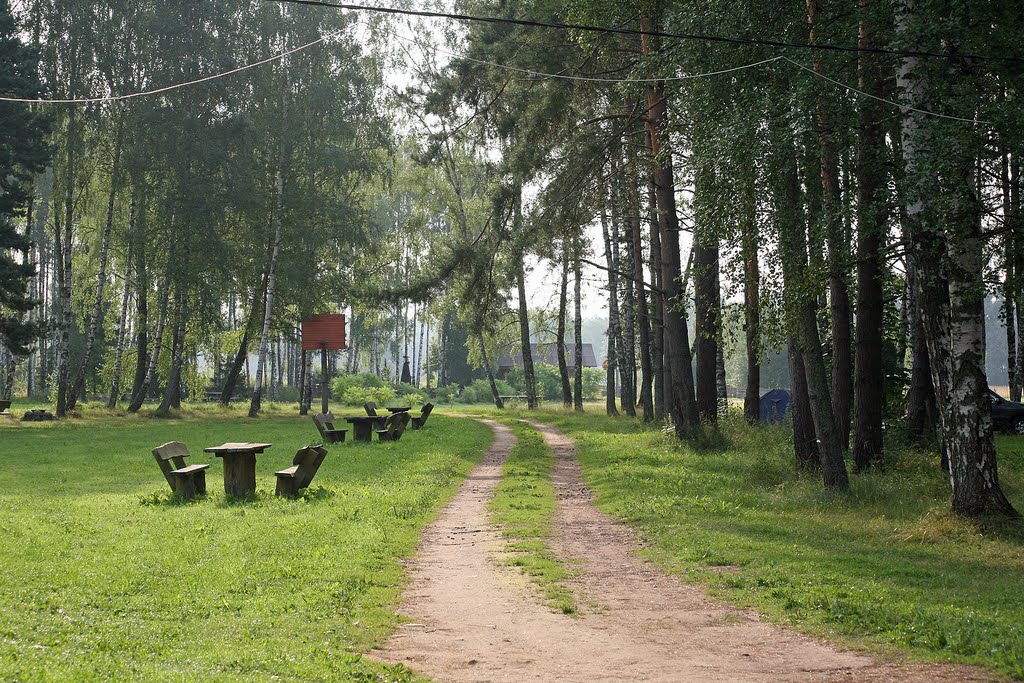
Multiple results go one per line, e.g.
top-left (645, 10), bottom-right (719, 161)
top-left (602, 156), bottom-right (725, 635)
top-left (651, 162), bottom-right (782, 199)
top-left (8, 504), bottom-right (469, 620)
top-left (373, 417), bottom-right (995, 682)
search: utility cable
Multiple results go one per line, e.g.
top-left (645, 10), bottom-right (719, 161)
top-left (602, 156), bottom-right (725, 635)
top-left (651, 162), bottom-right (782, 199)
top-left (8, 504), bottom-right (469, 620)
top-left (269, 0), bottom-right (1024, 65)
top-left (382, 23), bottom-right (784, 83)
top-left (0, 30), bottom-right (342, 104)
top-left (782, 57), bottom-right (990, 125)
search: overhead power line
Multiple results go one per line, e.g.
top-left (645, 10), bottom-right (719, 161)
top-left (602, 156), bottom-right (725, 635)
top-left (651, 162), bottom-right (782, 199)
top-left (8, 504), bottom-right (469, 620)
top-left (269, 0), bottom-right (1024, 65)
top-left (381, 23), bottom-right (785, 83)
top-left (0, 29), bottom-right (342, 104)
top-left (385, 23), bottom-right (988, 125)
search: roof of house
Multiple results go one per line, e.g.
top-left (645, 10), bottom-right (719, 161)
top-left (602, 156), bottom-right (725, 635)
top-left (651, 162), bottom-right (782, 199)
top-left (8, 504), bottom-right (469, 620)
top-left (497, 343), bottom-right (598, 369)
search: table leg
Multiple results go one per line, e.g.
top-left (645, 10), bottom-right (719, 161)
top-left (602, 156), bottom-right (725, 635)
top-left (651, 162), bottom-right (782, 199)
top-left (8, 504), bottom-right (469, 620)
top-left (222, 452), bottom-right (257, 498)
top-left (354, 422), bottom-right (372, 442)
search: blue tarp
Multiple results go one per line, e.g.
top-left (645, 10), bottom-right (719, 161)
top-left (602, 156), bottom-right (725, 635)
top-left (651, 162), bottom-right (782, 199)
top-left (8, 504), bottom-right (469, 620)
top-left (759, 388), bottom-right (792, 425)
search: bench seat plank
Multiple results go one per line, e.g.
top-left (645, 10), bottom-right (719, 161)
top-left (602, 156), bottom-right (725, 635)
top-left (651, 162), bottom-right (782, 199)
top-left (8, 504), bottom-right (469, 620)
top-left (170, 464), bottom-right (210, 476)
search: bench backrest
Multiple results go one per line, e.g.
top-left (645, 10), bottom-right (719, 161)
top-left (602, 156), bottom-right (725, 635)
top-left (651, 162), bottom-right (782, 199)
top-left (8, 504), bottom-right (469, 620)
top-left (292, 445), bottom-right (328, 489)
top-left (0, 400), bottom-right (10, 412)
top-left (313, 412), bottom-right (336, 438)
top-left (382, 411), bottom-right (410, 440)
top-left (417, 403), bottom-right (434, 426)
top-left (364, 401), bottom-right (378, 416)
top-left (152, 441), bottom-right (191, 488)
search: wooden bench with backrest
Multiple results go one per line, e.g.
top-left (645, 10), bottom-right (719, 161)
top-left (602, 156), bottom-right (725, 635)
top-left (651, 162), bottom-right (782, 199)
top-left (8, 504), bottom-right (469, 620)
top-left (151, 442), bottom-right (210, 500)
top-left (312, 412), bottom-right (348, 443)
top-left (411, 403), bottom-right (434, 430)
top-left (376, 411), bottom-right (411, 442)
top-left (275, 444), bottom-right (329, 497)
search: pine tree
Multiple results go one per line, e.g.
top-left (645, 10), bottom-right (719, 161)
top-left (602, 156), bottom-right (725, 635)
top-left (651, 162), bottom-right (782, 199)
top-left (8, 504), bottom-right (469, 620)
top-left (0, 0), bottom-right (49, 356)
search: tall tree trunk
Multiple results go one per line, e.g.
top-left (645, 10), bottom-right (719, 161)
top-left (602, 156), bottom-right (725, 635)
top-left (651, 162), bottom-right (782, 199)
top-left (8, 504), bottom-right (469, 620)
top-left (906, 258), bottom-right (937, 441)
top-left (852, 0), bottom-right (887, 470)
top-left (128, 275), bottom-right (169, 413)
top-left (648, 176), bottom-right (666, 420)
top-left (694, 173), bottom-right (720, 423)
top-left (1012, 156), bottom-right (1024, 402)
top-left (68, 109), bottom-right (125, 411)
top-left (479, 332), bottom-right (504, 409)
top-left (156, 295), bottom-right (186, 417)
top-left (789, 339), bottom-right (819, 469)
top-left (55, 103), bottom-right (77, 418)
top-left (629, 174), bottom-right (654, 422)
top-left (742, 173), bottom-right (761, 423)
top-left (641, 15), bottom-right (700, 439)
top-left (807, 0), bottom-right (853, 449)
top-left (129, 207), bottom-right (148, 404)
top-left (249, 59), bottom-right (289, 418)
top-left (298, 347), bottom-right (309, 415)
top-left (1002, 148), bottom-right (1019, 401)
top-left (896, 273), bottom-right (910, 372)
top-left (557, 246), bottom-right (573, 408)
top-left (574, 249), bottom-right (584, 411)
top-left (602, 208), bottom-right (620, 416)
top-left (614, 163), bottom-right (637, 416)
top-left (107, 242), bottom-right (134, 409)
top-left (516, 254), bottom-right (538, 409)
top-left (222, 272), bottom-right (268, 406)
top-left (776, 134), bottom-right (850, 490)
top-left (897, 10), bottom-right (1017, 516)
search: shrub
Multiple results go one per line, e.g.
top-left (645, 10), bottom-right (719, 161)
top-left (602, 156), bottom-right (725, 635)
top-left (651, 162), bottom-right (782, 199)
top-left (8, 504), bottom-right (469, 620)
top-left (435, 385), bottom-right (458, 404)
top-left (461, 379), bottom-right (514, 404)
top-left (332, 372), bottom-right (385, 399)
top-left (340, 384), bottom-right (396, 407)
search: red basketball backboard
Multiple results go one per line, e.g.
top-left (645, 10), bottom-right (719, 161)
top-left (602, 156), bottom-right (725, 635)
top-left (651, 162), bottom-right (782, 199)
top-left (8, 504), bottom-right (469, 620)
top-left (301, 314), bottom-right (346, 351)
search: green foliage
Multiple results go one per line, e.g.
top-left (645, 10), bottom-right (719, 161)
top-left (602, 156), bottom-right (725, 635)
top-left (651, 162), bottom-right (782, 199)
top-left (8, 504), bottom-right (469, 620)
top-left (461, 378), bottom-right (513, 404)
top-left (581, 367), bottom-right (604, 400)
top-left (0, 408), bottom-right (489, 680)
top-left (341, 384), bottom-right (396, 408)
top-left (435, 385), bottom-right (458, 404)
top-left (332, 372), bottom-right (385, 397)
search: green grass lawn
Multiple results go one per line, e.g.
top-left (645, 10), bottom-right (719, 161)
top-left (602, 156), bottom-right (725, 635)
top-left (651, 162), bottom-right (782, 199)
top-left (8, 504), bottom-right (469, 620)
top-left (0, 403), bottom-right (490, 681)
top-left (488, 420), bottom-right (576, 615)
top-left (464, 403), bottom-right (1024, 679)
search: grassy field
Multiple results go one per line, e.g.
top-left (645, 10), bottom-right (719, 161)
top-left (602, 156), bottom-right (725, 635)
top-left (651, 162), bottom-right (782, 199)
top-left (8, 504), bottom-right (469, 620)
top-left (473, 405), bottom-right (1024, 679)
top-left (0, 403), bottom-right (490, 681)
top-left (488, 420), bottom-right (576, 614)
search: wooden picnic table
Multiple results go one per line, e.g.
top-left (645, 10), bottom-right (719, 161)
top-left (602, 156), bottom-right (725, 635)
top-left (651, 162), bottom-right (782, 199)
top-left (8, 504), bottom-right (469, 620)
top-left (499, 395), bottom-right (529, 403)
top-left (385, 406), bottom-right (411, 413)
top-left (345, 415), bottom-right (384, 442)
top-left (203, 442), bottom-right (272, 498)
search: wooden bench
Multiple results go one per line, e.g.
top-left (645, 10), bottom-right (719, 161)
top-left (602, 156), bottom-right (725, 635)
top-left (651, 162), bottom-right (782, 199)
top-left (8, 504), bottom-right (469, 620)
top-left (313, 412), bottom-right (348, 443)
top-left (364, 401), bottom-right (379, 416)
top-left (275, 445), bottom-right (329, 497)
top-left (377, 411), bottom-right (411, 442)
top-left (0, 400), bottom-right (11, 418)
top-left (151, 442), bottom-right (210, 500)
top-left (411, 403), bottom-right (434, 430)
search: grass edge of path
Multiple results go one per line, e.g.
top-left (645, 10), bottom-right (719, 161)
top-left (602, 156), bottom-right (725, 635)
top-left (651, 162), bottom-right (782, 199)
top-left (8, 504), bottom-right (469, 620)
top-left (488, 419), bottom-right (578, 615)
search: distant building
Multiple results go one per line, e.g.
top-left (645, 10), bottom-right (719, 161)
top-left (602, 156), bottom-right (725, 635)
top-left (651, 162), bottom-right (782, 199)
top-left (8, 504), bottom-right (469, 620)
top-left (496, 343), bottom-right (598, 378)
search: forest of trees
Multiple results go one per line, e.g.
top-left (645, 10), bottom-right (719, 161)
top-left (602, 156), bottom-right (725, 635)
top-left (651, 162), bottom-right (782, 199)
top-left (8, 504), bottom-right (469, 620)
top-left (1, 0), bottom-right (1022, 518)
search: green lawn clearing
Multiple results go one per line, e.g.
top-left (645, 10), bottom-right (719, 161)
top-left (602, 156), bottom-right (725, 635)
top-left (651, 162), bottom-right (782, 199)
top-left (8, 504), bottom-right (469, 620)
top-left (0, 404), bottom-right (490, 682)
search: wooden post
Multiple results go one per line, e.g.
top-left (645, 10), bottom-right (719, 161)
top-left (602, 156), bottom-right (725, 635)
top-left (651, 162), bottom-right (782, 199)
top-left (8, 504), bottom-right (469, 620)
top-left (321, 344), bottom-right (329, 415)
top-left (223, 453), bottom-right (257, 499)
